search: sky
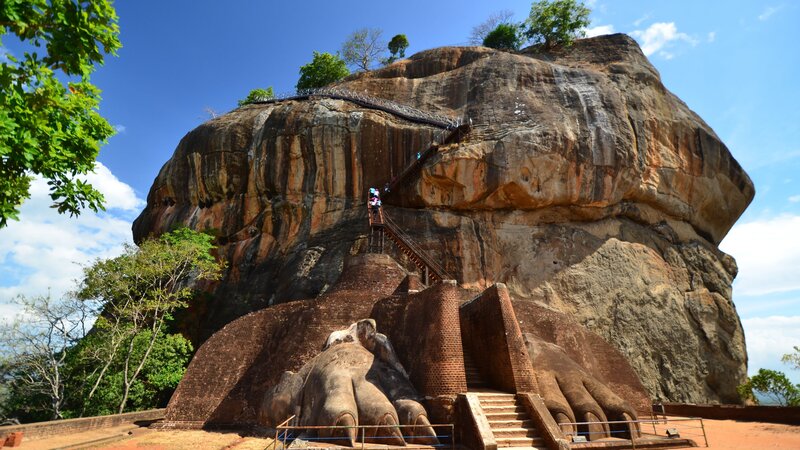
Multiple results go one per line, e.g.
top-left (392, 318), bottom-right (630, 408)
top-left (1, 1), bottom-right (799, 384)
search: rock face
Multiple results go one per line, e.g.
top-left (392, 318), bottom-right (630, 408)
top-left (133, 34), bottom-right (754, 403)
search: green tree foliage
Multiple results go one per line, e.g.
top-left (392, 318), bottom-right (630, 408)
top-left (737, 368), bottom-right (800, 406)
top-left (384, 34), bottom-right (409, 64)
top-left (296, 51), bottom-right (349, 90)
top-left (782, 346), bottom-right (800, 370)
top-left (77, 228), bottom-right (224, 413)
top-left (483, 23), bottom-right (523, 51)
top-left (70, 330), bottom-right (192, 416)
top-left (524, 0), bottom-right (591, 49)
top-left (238, 87), bottom-right (274, 106)
top-left (469, 9), bottom-right (515, 45)
top-left (0, 229), bottom-right (218, 422)
top-left (0, 0), bottom-right (121, 228)
top-left (341, 28), bottom-right (385, 71)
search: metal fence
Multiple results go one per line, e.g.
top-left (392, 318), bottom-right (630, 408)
top-left (248, 87), bottom-right (464, 130)
top-left (561, 415), bottom-right (709, 448)
top-left (271, 415), bottom-right (454, 450)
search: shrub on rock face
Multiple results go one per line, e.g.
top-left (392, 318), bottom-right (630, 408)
top-left (238, 87), bottom-right (274, 106)
top-left (483, 23), bottom-right (523, 50)
top-left (524, 0), bottom-right (591, 49)
top-left (296, 51), bottom-right (350, 90)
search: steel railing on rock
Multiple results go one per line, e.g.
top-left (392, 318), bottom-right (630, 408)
top-left (247, 87), bottom-right (464, 130)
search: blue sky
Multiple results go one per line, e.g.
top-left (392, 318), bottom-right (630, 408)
top-left (1, 1), bottom-right (799, 383)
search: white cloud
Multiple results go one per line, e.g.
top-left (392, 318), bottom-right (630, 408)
top-left (114, 124), bottom-right (127, 133)
top-left (789, 195), bottom-right (800, 203)
top-left (630, 22), bottom-right (699, 57)
top-left (742, 315), bottom-right (800, 383)
top-left (707, 31), bottom-right (716, 43)
top-left (758, 5), bottom-right (782, 21)
top-left (633, 13), bottom-right (651, 27)
top-left (584, 25), bottom-right (615, 38)
top-left (720, 214), bottom-right (800, 296)
top-left (84, 162), bottom-right (145, 211)
top-left (0, 165), bottom-right (144, 315)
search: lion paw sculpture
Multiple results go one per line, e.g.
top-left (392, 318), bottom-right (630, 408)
top-left (259, 319), bottom-right (438, 446)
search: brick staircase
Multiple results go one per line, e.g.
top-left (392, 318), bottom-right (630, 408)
top-left (477, 392), bottom-right (546, 449)
top-left (463, 350), bottom-right (488, 389)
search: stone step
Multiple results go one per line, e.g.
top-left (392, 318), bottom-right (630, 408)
top-left (481, 405), bottom-right (527, 413)
top-left (475, 392), bottom-right (516, 399)
top-left (494, 436), bottom-right (545, 448)
top-left (484, 411), bottom-right (529, 421)
top-left (488, 419), bottom-right (534, 428)
top-left (479, 398), bottom-right (517, 407)
top-left (491, 427), bottom-right (540, 438)
top-left (496, 447), bottom-right (546, 450)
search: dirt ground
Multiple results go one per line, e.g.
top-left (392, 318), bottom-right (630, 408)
top-left (698, 418), bottom-right (800, 449)
top-left (11, 418), bottom-right (800, 449)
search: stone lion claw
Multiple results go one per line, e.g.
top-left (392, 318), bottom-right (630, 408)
top-left (260, 319), bottom-right (438, 447)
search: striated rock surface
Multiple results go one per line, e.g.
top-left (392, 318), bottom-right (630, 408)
top-left (133, 34), bottom-right (754, 403)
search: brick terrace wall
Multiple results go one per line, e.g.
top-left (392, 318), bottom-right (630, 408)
top-left (372, 280), bottom-right (467, 398)
top-left (660, 403), bottom-right (800, 425)
top-left (0, 409), bottom-right (164, 441)
top-left (459, 283), bottom-right (537, 393)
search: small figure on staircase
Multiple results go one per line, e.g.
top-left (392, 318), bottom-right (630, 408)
top-left (369, 188), bottom-right (382, 221)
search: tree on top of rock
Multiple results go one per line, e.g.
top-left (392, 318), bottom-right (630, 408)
top-left (341, 28), bottom-right (385, 72)
top-left (384, 34), bottom-right (409, 65)
top-left (469, 9), bottom-right (515, 45)
top-left (296, 52), bottom-right (350, 90)
top-left (483, 23), bottom-right (523, 51)
top-left (238, 87), bottom-right (274, 106)
top-left (524, 0), bottom-right (591, 49)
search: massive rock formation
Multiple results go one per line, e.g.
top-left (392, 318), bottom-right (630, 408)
top-left (133, 34), bottom-right (754, 403)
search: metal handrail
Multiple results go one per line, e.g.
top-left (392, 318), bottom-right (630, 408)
top-left (382, 211), bottom-right (451, 281)
top-left (271, 415), bottom-right (297, 450)
top-left (247, 87), bottom-right (463, 130)
top-left (560, 416), bottom-right (708, 448)
top-left (276, 421), bottom-right (455, 450)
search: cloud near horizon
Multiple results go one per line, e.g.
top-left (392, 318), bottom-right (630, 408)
top-left (742, 315), bottom-right (800, 383)
top-left (630, 22), bottom-right (698, 58)
top-left (584, 24), bottom-right (615, 38)
top-left (720, 214), bottom-right (800, 297)
top-left (0, 163), bottom-right (144, 310)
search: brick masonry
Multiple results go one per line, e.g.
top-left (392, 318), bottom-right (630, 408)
top-left (164, 254), bottom-right (467, 428)
top-left (459, 283), bottom-right (538, 393)
top-left (0, 409), bottom-right (164, 442)
top-left (660, 403), bottom-right (800, 425)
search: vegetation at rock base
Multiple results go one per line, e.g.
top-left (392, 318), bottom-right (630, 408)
top-left (0, 0), bottom-right (121, 228)
top-left (341, 28), bottom-right (385, 71)
top-left (737, 368), bottom-right (800, 406)
top-left (524, 0), bottom-right (591, 49)
top-left (782, 346), bottom-right (800, 370)
top-left (0, 228), bottom-right (223, 422)
top-left (483, 23), bottom-right (523, 51)
top-left (296, 51), bottom-right (350, 90)
top-left (238, 87), bottom-right (275, 106)
top-left (0, 294), bottom-right (97, 420)
top-left (384, 34), bottom-right (409, 64)
top-left (469, 9), bottom-right (515, 45)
